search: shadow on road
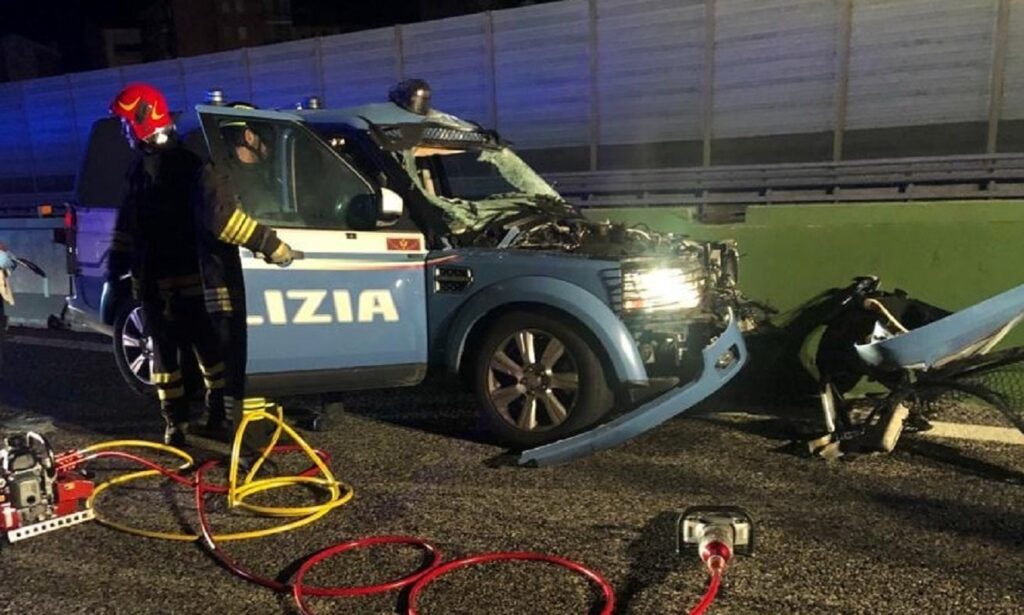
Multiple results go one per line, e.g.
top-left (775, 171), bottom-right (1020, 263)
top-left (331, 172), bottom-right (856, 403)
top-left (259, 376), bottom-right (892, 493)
top-left (898, 437), bottom-right (1024, 485)
top-left (866, 489), bottom-right (1024, 546)
top-left (322, 379), bottom-right (493, 446)
top-left (615, 511), bottom-right (680, 614)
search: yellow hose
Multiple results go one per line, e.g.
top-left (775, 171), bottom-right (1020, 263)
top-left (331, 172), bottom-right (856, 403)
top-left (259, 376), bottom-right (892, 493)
top-left (86, 402), bottom-right (353, 542)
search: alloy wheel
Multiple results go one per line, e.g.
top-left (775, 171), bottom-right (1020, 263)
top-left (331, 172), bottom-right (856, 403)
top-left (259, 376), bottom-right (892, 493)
top-left (120, 307), bottom-right (154, 385)
top-left (486, 328), bottom-right (580, 432)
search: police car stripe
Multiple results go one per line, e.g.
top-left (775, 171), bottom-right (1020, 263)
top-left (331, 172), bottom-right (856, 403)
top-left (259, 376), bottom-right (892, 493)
top-left (240, 256), bottom-right (458, 271)
top-left (273, 229), bottom-right (428, 255)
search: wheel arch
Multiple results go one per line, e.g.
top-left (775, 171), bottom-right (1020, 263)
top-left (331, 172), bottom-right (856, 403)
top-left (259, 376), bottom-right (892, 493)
top-left (445, 276), bottom-right (647, 389)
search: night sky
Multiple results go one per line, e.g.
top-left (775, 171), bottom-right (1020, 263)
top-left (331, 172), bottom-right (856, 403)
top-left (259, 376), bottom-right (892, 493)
top-left (0, 0), bottom-right (556, 76)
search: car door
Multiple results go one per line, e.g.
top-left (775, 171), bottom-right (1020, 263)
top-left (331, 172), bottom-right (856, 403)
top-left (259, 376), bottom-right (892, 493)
top-left (197, 105), bottom-right (428, 393)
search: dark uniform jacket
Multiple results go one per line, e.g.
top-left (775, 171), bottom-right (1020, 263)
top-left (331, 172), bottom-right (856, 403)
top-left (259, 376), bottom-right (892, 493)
top-left (195, 161), bottom-right (283, 315)
top-left (109, 144), bottom-right (205, 301)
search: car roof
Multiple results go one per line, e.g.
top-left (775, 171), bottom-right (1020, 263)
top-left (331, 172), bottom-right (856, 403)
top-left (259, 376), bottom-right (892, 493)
top-left (294, 102), bottom-right (428, 129)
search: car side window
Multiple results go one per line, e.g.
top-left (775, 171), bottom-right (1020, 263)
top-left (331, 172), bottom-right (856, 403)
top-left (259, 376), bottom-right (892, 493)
top-left (290, 126), bottom-right (377, 230)
top-left (210, 115), bottom-right (375, 231)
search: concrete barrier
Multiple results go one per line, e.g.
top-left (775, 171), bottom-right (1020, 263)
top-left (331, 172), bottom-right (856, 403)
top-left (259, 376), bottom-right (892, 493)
top-left (585, 200), bottom-right (1024, 347)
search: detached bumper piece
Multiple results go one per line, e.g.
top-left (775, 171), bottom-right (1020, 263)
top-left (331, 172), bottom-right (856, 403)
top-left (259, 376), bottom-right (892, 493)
top-left (855, 283), bottom-right (1024, 371)
top-left (518, 310), bottom-right (747, 466)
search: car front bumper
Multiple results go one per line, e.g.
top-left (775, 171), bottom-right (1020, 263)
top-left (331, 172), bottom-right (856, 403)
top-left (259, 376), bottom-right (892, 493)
top-left (518, 308), bottom-right (748, 466)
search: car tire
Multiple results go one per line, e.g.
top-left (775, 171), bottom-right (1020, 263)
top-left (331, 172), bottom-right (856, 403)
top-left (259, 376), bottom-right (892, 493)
top-left (113, 304), bottom-right (156, 397)
top-left (473, 311), bottom-right (613, 448)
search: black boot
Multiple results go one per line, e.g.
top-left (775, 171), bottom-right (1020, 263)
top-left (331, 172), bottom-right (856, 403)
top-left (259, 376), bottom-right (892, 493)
top-left (164, 421), bottom-right (188, 447)
top-left (162, 400), bottom-right (189, 447)
top-left (193, 389), bottom-right (232, 441)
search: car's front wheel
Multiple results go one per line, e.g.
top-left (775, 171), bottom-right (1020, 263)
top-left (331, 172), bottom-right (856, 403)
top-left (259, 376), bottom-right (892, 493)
top-left (113, 304), bottom-right (155, 396)
top-left (473, 311), bottom-right (613, 448)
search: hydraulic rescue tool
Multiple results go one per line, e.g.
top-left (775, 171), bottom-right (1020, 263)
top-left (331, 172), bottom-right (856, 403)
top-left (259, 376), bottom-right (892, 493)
top-left (677, 505), bottom-right (756, 615)
top-left (0, 432), bottom-right (94, 543)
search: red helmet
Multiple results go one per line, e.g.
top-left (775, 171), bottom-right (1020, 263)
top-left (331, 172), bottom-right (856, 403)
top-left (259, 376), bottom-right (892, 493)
top-left (110, 83), bottom-right (174, 147)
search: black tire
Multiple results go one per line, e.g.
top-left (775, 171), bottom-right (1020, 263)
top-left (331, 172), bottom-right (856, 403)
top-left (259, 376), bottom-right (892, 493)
top-left (113, 304), bottom-right (156, 397)
top-left (472, 311), bottom-right (613, 448)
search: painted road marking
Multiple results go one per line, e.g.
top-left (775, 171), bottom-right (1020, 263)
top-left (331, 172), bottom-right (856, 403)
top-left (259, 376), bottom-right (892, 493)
top-left (8, 335), bottom-right (112, 353)
top-left (921, 421), bottom-right (1024, 446)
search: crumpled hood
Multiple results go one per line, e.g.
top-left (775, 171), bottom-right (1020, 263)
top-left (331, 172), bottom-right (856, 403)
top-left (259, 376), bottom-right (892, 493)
top-left (449, 195), bottom-right (706, 260)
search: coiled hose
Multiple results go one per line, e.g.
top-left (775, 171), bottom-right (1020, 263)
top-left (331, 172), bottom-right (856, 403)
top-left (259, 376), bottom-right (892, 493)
top-left (76, 402), bottom-right (616, 614)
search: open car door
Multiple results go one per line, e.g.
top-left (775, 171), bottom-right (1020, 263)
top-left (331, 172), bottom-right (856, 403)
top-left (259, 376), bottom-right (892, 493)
top-left (196, 105), bottom-right (429, 395)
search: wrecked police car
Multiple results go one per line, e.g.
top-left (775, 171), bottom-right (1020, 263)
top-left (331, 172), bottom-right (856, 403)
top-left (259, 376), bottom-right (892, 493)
top-left (65, 82), bottom-right (747, 460)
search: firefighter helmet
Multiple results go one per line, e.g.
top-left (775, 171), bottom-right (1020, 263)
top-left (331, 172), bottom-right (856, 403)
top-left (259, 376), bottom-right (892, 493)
top-left (110, 83), bottom-right (174, 148)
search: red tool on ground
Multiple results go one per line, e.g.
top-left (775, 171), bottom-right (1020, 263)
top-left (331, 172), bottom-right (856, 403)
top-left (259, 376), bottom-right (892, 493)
top-left (0, 432), bottom-right (94, 543)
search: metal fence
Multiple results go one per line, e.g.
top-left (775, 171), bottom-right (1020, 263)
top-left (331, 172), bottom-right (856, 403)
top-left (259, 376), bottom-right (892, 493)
top-left (1, 0), bottom-right (1023, 196)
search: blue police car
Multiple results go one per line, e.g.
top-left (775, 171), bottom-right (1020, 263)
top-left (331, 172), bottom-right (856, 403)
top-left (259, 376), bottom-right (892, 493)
top-left (64, 82), bottom-right (747, 458)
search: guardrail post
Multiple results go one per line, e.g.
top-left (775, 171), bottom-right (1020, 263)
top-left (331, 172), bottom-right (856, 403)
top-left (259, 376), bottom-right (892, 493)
top-left (13, 81), bottom-right (39, 194)
top-left (833, 0), bottom-right (853, 162)
top-left (242, 47), bottom-right (254, 102)
top-left (484, 11), bottom-right (499, 131)
top-left (64, 75), bottom-right (83, 182)
top-left (314, 37), bottom-right (326, 100)
top-left (701, 0), bottom-right (716, 169)
top-left (699, 0), bottom-right (717, 218)
top-left (987, 0), bottom-right (1010, 154)
top-left (394, 24), bottom-right (405, 82)
top-left (587, 0), bottom-right (600, 171)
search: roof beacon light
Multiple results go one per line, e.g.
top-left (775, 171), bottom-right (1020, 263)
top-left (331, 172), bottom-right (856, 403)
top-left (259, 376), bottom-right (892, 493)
top-left (206, 89), bottom-right (226, 106)
top-left (296, 96), bottom-right (323, 110)
top-left (389, 79), bottom-right (432, 115)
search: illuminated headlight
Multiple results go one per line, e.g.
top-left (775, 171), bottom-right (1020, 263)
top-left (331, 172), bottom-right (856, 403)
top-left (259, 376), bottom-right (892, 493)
top-left (622, 267), bottom-right (704, 312)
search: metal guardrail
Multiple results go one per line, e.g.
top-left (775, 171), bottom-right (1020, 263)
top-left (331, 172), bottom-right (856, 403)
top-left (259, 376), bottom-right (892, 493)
top-left (545, 154), bottom-right (1024, 220)
top-left (3, 155), bottom-right (1024, 223)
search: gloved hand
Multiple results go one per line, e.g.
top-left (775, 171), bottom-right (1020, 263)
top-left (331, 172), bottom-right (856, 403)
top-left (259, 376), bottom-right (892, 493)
top-left (266, 242), bottom-right (295, 267)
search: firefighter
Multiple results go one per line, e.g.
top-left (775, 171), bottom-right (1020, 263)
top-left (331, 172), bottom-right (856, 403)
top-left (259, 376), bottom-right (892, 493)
top-left (195, 103), bottom-right (295, 438)
top-left (108, 83), bottom-right (227, 446)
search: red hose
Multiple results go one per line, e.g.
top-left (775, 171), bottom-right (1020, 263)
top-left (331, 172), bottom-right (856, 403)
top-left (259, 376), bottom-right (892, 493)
top-left (82, 445), bottom-right (330, 493)
top-left (291, 536), bottom-right (443, 615)
top-left (81, 448), bottom-right (618, 615)
top-left (194, 460), bottom-right (288, 591)
top-left (83, 450), bottom-right (200, 488)
top-left (406, 551), bottom-right (616, 615)
top-left (195, 459), bottom-right (443, 614)
top-left (688, 571), bottom-right (722, 615)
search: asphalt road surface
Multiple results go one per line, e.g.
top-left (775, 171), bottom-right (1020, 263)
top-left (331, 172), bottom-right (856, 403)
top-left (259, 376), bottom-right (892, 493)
top-left (1, 328), bottom-right (1022, 615)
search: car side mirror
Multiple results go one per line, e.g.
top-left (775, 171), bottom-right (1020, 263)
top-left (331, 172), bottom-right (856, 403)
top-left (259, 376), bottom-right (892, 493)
top-left (377, 187), bottom-right (404, 227)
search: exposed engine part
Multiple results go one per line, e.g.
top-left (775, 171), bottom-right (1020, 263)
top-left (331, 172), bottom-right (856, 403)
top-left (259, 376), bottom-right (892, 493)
top-left (1, 432), bottom-right (94, 543)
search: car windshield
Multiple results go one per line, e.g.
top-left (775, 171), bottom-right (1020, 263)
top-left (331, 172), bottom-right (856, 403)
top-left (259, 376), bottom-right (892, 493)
top-left (405, 145), bottom-right (566, 233)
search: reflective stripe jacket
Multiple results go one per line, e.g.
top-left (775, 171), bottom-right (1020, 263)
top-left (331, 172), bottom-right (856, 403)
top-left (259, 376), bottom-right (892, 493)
top-left (107, 144), bottom-right (205, 302)
top-left (195, 161), bottom-right (283, 314)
